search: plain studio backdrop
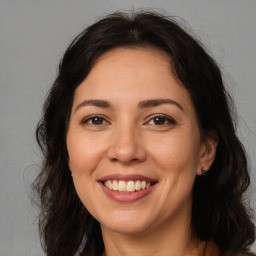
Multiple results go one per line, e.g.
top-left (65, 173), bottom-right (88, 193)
top-left (0, 1), bottom-right (255, 255)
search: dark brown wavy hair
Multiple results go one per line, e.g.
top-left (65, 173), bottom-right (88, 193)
top-left (34, 11), bottom-right (255, 256)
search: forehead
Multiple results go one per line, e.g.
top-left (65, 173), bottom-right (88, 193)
top-left (73, 47), bottom-right (193, 112)
top-left (91, 47), bottom-right (173, 83)
top-left (95, 46), bottom-right (171, 69)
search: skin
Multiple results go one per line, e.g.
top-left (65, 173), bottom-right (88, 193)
top-left (66, 47), bottom-right (218, 256)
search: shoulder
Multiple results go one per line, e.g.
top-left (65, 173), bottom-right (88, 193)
top-left (197, 240), bottom-right (255, 256)
top-left (226, 251), bottom-right (256, 256)
top-left (205, 241), bottom-right (256, 256)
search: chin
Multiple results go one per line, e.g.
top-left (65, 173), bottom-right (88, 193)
top-left (99, 212), bottom-right (154, 235)
top-left (103, 223), bottom-right (151, 235)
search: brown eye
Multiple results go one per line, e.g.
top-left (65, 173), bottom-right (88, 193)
top-left (148, 115), bottom-right (176, 126)
top-left (153, 116), bottom-right (166, 125)
top-left (82, 116), bottom-right (107, 125)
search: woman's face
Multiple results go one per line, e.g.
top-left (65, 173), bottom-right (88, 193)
top-left (67, 47), bottom-right (215, 235)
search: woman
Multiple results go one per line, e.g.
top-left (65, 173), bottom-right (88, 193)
top-left (34, 11), bottom-right (255, 256)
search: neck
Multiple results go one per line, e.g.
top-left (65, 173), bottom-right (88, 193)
top-left (101, 207), bottom-right (199, 256)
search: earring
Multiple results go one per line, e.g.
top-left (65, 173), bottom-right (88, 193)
top-left (201, 167), bottom-right (206, 176)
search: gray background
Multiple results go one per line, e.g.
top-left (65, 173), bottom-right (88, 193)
top-left (0, 0), bottom-right (255, 255)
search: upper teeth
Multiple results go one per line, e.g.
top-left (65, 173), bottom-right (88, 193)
top-left (104, 180), bottom-right (151, 193)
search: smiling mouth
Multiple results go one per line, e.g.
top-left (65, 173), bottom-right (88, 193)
top-left (103, 180), bottom-right (156, 193)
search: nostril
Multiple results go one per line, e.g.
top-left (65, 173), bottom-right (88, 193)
top-left (110, 157), bottom-right (119, 162)
top-left (110, 157), bottom-right (140, 164)
top-left (106, 139), bottom-right (147, 163)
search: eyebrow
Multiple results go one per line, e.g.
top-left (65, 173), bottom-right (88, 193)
top-left (138, 99), bottom-right (184, 111)
top-left (74, 100), bottom-right (112, 112)
top-left (74, 98), bottom-right (184, 113)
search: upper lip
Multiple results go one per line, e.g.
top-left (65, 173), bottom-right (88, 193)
top-left (97, 174), bottom-right (158, 183)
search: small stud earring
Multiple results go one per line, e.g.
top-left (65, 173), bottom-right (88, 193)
top-left (201, 167), bottom-right (206, 176)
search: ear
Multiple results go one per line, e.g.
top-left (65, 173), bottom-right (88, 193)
top-left (196, 131), bottom-right (218, 176)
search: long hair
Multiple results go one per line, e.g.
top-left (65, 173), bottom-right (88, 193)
top-left (34, 11), bottom-right (255, 256)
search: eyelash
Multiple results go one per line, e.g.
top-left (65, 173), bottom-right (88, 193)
top-left (81, 115), bottom-right (108, 125)
top-left (81, 114), bottom-right (176, 126)
top-left (146, 114), bottom-right (176, 126)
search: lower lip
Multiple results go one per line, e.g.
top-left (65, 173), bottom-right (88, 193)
top-left (99, 182), bottom-right (156, 202)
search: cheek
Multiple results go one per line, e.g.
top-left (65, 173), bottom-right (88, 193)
top-left (66, 131), bottom-right (106, 218)
top-left (148, 133), bottom-right (200, 214)
top-left (67, 130), bottom-right (106, 174)
top-left (148, 132), bottom-right (201, 172)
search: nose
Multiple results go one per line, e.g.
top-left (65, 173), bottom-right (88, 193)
top-left (106, 125), bottom-right (147, 164)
